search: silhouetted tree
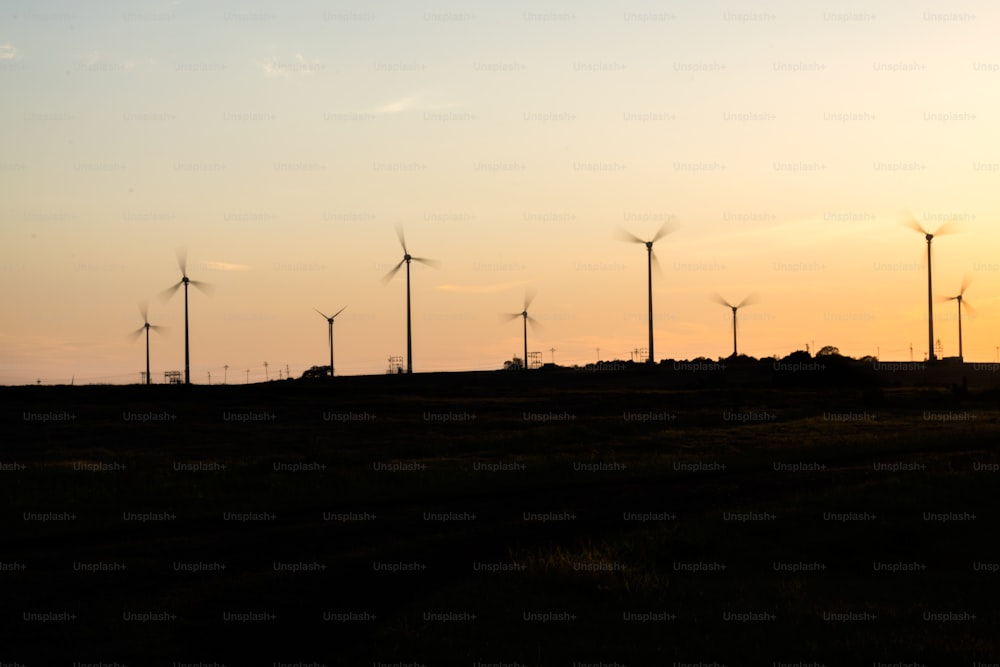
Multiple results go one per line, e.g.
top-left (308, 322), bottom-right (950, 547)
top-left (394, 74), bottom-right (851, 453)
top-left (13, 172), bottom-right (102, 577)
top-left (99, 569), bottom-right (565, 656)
top-left (503, 357), bottom-right (523, 371)
top-left (300, 365), bottom-right (331, 380)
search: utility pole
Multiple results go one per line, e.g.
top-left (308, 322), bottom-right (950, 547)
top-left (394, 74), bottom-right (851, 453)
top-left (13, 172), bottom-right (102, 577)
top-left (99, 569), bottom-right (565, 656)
top-left (264, 361), bottom-right (269, 381)
top-left (208, 371), bottom-right (211, 385)
top-left (224, 364), bottom-right (229, 384)
top-left (246, 368), bottom-right (250, 384)
top-left (550, 347), bottom-right (556, 364)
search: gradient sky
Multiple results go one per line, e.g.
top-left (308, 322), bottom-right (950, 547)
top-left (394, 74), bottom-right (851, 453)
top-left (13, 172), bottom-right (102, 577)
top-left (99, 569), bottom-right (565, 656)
top-left (2, 0), bottom-right (999, 384)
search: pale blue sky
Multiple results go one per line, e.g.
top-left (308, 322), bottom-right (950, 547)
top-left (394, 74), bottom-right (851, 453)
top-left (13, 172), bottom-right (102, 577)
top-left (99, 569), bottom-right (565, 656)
top-left (2, 0), bottom-right (998, 382)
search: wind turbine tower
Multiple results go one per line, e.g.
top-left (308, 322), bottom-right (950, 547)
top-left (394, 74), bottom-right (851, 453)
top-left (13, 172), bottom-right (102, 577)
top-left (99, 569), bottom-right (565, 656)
top-left (905, 216), bottom-right (958, 362)
top-left (713, 294), bottom-right (757, 358)
top-left (382, 226), bottom-right (438, 373)
top-left (618, 223), bottom-right (672, 364)
top-left (161, 249), bottom-right (211, 384)
top-left (315, 306), bottom-right (346, 377)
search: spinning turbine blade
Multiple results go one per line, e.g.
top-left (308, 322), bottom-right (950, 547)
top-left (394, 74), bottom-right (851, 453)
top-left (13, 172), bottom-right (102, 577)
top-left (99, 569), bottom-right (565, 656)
top-left (650, 248), bottom-right (663, 278)
top-left (158, 280), bottom-right (184, 301)
top-left (712, 294), bottom-right (734, 309)
top-left (188, 278), bottom-right (214, 295)
top-left (903, 214), bottom-right (927, 235)
top-left (615, 227), bottom-right (646, 244)
top-left (933, 220), bottom-right (960, 237)
top-left (737, 293), bottom-right (758, 309)
top-left (395, 224), bottom-right (408, 254)
top-left (524, 287), bottom-right (538, 311)
top-left (315, 308), bottom-right (331, 320)
top-left (176, 247), bottom-right (188, 275)
top-left (960, 274), bottom-right (972, 295)
top-left (650, 222), bottom-right (673, 243)
top-left (381, 259), bottom-right (406, 284)
top-left (410, 256), bottom-right (441, 269)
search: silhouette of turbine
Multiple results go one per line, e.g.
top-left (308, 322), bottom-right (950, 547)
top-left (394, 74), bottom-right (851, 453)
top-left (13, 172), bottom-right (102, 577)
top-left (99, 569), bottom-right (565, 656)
top-left (160, 248), bottom-right (212, 384)
top-left (904, 215), bottom-right (958, 362)
top-left (381, 226), bottom-right (439, 374)
top-left (937, 275), bottom-right (974, 361)
top-left (713, 294), bottom-right (757, 359)
top-left (618, 222), bottom-right (672, 364)
top-left (315, 306), bottom-right (346, 377)
top-left (129, 301), bottom-right (165, 385)
top-left (503, 289), bottom-right (540, 371)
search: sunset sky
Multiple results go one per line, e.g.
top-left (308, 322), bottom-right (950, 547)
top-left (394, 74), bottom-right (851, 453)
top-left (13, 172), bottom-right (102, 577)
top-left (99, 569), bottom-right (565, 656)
top-left (2, 0), bottom-right (999, 383)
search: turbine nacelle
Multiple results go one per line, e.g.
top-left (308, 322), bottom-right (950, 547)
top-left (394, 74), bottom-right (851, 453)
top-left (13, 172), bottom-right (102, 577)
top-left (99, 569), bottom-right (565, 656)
top-left (130, 301), bottom-right (165, 340)
top-left (904, 213), bottom-right (960, 242)
top-left (938, 276), bottom-right (974, 313)
top-left (315, 306), bottom-right (346, 325)
top-left (713, 293), bottom-right (757, 311)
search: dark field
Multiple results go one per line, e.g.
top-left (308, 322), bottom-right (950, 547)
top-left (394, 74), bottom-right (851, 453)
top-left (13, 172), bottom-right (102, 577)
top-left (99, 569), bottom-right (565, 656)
top-left (2, 364), bottom-right (1000, 665)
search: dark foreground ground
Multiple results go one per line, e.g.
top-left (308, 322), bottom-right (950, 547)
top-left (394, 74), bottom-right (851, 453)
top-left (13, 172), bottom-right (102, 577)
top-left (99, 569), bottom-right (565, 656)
top-left (2, 365), bottom-right (999, 665)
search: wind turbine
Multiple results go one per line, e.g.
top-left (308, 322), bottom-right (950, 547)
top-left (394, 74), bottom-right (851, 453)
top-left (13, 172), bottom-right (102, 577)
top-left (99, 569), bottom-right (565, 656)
top-left (503, 289), bottom-right (540, 370)
top-left (938, 275), bottom-right (974, 361)
top-left (160, 248), bottom-right (212, 384)
top-left (314, 306), bottom-right (346, 377)
top-left (618, 222), bottom-right (673, 364)
top-left (713, 294), bottom-right (757, 358)
top-left (904, 215), bottom-right (958, 362)
top-left (382, 226), bottom-right (439, 374)
top-left (129, 301), bottom-right (165, 385)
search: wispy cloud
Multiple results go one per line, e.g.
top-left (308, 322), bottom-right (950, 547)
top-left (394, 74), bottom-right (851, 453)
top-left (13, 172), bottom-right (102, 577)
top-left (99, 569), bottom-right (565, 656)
top-left (375, 96), bottom-right (418, 114)
top-left (0, 43), bottom-right (19, 60)
top-left (374, 94), bottom-right (456, 114)
top-left (198, 261), bottom-right (250, 271)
